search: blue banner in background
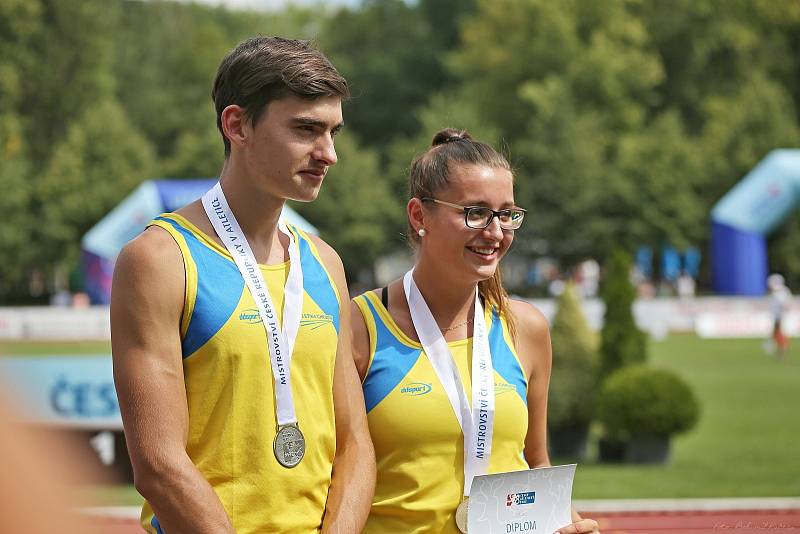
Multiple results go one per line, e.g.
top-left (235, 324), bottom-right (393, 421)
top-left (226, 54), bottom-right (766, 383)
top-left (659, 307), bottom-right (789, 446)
top-left (661, 246), bottom-right (681, 281)
top-left (0, 356), bottom-right (121, 430)
top-left (683, 247), bottom-right (701, 279)
top-left (636, 246), bottom-right (653, 279)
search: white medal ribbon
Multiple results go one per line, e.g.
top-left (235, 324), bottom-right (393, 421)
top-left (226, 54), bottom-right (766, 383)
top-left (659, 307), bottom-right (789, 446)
top-left (403, 269), bottom-right (495, 497)
top-left (202, 182), bottom-right (303, 427)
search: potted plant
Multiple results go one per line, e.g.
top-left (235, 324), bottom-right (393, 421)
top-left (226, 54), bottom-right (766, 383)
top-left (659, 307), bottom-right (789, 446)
top-left (599, 249), bottom-right (648, 380)
top-left (596, 249), bottom-right (649, 461)
top-left (596, 365), bottom-right (699, 463)
top-left (547, 282), bottom-right (599, 459)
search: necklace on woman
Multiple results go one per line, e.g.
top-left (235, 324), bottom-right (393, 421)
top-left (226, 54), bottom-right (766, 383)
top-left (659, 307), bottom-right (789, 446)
top-left (439, 317), bottom-right (474, 332)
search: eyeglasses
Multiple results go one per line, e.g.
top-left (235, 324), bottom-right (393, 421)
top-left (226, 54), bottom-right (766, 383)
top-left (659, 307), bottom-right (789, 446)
top-left (421, 197), bottom-right (526, 230)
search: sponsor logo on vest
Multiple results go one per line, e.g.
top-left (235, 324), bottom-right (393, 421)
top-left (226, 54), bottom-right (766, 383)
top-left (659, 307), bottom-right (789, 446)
top-left (400, 382), bottom-right (432, 396)
top-left (495, 382), bottom-right (517, 396)
top-left (239, 308), bottom-right (262, 324)
top-left (240, 310), bottom-right (333, 329)
top-left (300, 313), bottom-right (334, 330)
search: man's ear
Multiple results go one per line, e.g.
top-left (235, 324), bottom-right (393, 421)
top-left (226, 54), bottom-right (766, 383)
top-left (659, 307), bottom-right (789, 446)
top-left (220, 104), bottom-right (248, 151)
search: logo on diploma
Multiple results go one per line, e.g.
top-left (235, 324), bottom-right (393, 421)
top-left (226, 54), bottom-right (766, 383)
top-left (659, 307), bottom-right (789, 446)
top-left (506, 492), bottom-right (536, 507)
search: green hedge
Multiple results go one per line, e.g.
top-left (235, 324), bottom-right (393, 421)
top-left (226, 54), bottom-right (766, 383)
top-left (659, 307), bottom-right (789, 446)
top-left (596, 365), bottom-right (699, 440)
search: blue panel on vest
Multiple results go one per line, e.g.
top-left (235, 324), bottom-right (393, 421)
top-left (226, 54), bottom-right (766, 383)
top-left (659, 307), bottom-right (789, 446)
top-left (488, 310), bottom-right (527, 406)
top-left (155, 217), bottom-right (244, 357)
top-left (151, 515), bottom-right (165, 534)
top-left (362, 297), bottom-right (422, 413)
top-left (711, 221), bottom-right (768, 295)
top-left (295, 233), bottom-right (340, 332)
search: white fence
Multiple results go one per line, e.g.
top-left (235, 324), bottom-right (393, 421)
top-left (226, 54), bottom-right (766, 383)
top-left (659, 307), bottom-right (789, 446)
top-left (1, 297), bottom-right (798, 341)
top-left (0, 306), bottom-right (111, 340)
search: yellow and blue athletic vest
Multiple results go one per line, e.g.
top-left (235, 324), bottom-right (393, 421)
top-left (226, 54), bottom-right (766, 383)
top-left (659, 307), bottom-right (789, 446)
top-left (142, 213), bottom-right (341, 534)
top-left (353, 290), bottom-right (530, 534)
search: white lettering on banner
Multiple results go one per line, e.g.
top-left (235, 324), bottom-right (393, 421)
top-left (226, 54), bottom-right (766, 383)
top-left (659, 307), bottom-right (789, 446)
top-left (202, 183), bottom-right (303, 427)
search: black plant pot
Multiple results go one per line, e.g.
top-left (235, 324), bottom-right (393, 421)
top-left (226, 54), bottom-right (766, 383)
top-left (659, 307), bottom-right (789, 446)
top-left (597, 437), bottom-right (626, 463)
top-left (548, 423), bottom-right (590, 460)
top-left (624, 435), bottom-right (671, 464)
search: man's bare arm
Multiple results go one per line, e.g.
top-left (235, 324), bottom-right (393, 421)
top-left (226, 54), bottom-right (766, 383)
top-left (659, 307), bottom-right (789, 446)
top-left (111, 227), bottom-right (234, 534)
top-left (312, 238), bottom-right (376, 533)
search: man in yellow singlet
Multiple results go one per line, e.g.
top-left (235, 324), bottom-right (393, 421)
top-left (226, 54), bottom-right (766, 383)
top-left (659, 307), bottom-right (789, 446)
top-left (111, 37), bottom-right (375, 534)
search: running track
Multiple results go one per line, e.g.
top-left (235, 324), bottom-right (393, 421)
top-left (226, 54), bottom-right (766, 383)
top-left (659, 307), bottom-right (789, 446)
top-left (88, 499), bottom-right (800, 533)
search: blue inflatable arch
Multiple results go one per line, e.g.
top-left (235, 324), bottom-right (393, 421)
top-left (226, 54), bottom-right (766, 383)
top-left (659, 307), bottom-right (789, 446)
top-left (711, 149), bottom-right (800, 295)
top-left (81, 179), bottom-right (318, 304)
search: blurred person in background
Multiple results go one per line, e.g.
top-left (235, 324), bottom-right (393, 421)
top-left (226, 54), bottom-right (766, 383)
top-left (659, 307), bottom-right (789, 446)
top-left (766, 273), bottom-right (792, 359)
top-left (350, 129), bottom-right (598, 534)
top-left (111, 37), bottom-right (374, 534)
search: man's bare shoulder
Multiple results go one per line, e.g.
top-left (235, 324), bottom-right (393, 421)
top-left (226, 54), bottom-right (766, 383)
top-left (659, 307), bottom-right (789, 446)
top-left (110, 226), bottom-right (186, 361)
top-left (114, 226), bottom-right (184, 293)
top-left (119, 225), bottom-right (181, 265)
top-left (304, 233), bottom-right (345, 276)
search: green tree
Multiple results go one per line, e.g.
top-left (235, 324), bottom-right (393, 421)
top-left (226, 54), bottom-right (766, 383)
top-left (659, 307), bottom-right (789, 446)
top-left (37, 99), bottom-right (155, 284)
top-left (19, 0), bottom-right (119, 170)
top-left (114, 1), bottom-right (324, 174)
top-left (0, 114), bottom-right (33, 301)
top-left (0, 0), bottom-right (41, 301)
top-left (613, 111), bottom-right (706, 252)
top-left (114, 0), bottom-right (230, 163)
top-left (452, 0), bottom-right (677, 263)
top-left (290, 131), bottom-right (395, 282)
top-left (320, 0), bottom-right (470, 150)
top-left (699, 73), bottom-right (800, 205)
top-left (599, 249), bottom-right (647, 379)
top-left (384, 92), bottom-right (503, 239)
top-left (161, 124), bottom-right (223, 179)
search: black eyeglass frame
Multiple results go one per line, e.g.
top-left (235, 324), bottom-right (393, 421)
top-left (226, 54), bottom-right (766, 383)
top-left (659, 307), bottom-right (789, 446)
top-left (420, 197), bottom-right (527, 230)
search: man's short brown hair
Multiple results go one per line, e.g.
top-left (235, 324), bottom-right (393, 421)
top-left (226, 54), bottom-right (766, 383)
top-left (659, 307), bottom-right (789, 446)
top-left (212, 36), bottom-right (349, 157)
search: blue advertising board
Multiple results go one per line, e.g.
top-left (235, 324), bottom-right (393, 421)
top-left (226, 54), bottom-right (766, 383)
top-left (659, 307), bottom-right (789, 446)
top-left (0, 356), bottom-right (121, 430)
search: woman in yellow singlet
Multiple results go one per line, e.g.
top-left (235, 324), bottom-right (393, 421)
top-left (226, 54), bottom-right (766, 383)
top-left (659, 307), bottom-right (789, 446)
top-left (351, 129), bottom-right (599, 534)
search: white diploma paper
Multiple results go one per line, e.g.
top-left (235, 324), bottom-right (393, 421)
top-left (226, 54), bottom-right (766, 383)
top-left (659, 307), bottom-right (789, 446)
top-left (467, 464), bottom-right (577, 533)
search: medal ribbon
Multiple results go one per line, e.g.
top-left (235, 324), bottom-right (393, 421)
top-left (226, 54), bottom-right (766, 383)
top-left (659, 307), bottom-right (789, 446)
top-left (403, 269), bottom-right (495, 497)
top-left (202, 183), bottom-right (303, 426)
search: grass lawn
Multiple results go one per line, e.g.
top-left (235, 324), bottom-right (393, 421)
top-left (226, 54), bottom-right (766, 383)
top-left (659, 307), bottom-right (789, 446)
top-left (0, 340), bottom-right (111, 356)
top-left (4, 335), bottom-right (799, 502)
top-left (569, 335), bottom-right (800, 498)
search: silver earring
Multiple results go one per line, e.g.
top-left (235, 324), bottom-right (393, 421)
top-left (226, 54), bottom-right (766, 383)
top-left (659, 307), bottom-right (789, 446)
top-left (418, 228), bottom-right (427, 237)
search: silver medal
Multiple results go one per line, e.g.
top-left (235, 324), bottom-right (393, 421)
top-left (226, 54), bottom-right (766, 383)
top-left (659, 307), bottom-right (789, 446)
top-left (455, 498), bottom-right (469, 533)
top-left (273, 424), bottom-right (305, 468)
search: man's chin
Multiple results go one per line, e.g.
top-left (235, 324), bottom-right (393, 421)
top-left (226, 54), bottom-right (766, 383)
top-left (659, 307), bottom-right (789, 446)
top-left (288, 188), bottom-right (322, 203)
